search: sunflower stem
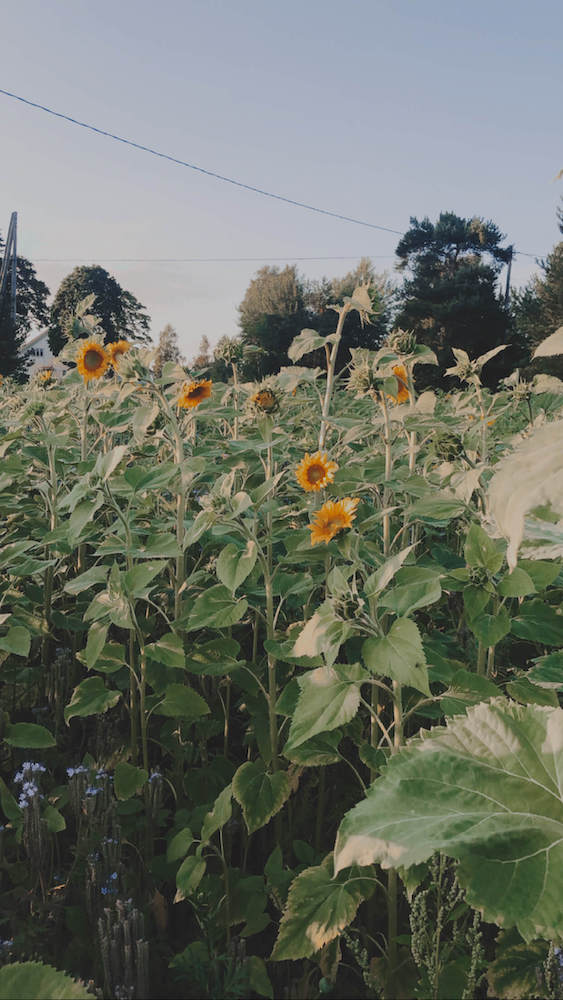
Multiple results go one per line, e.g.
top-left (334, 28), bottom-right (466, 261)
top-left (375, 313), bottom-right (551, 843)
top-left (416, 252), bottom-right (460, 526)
top-left (318, 303), bottom-right (351, 450)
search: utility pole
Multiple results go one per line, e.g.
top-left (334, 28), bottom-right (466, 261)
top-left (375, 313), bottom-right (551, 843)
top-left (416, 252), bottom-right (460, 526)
top-left (0, 212), bottom-right (18, 323)
top-left (504, 244), bottom-right (513, 307)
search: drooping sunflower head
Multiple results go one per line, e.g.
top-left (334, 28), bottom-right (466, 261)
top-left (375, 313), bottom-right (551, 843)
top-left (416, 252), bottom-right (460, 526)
top-left (250, 388), bottom-right (280, 415)
top-left (295, 452), bottom-right (338, 493)
top-left (386, 364), bottom-right (410, 405)
top-left (178, 379), bottom-right (213, 409)
top-left (309, 497), bottom-right (359, 547)
top-left (76, 340), bottom-right (110, 383)
top-left (108, 340), bottom-right (131, 369)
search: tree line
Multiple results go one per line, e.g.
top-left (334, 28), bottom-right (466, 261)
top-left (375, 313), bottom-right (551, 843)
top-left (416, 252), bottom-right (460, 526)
top-left (1, 206), bottom-right (562, 384)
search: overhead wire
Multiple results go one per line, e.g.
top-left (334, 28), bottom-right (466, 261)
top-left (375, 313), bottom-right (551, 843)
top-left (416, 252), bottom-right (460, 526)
top-left (0, 87), bottom-right (546, 261)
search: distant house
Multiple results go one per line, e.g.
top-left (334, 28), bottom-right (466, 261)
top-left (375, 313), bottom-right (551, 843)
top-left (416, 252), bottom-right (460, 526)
top-left (24, 330), bottom-right (67, 376)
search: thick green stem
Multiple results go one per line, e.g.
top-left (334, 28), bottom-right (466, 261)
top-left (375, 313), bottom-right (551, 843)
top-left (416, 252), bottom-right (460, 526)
top-left (318, 305), bottom-right (350, 450)
top-left (386, 680), bottom-right (403, 996)
top-left (232, 362), bottom-right (239, 440)
top-left (476, 641), bottom-right (487, 676)
top-left (380, 392), bottom-right (393, 558)
top-left (173, 426), bottom-right (186, 622)
top-left (139, 646), bottom-right (149, 772)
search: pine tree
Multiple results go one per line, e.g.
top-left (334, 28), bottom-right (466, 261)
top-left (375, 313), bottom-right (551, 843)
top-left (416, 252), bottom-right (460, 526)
top-left (0, 234), bottom-right (50, 381)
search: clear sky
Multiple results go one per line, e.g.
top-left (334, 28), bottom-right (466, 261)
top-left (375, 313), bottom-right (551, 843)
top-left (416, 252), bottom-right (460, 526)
top-left (2, 0), bottom-right (562, 357)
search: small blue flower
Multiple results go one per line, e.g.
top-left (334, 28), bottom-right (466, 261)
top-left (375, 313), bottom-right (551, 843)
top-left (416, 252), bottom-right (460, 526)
top-left (85, 786), bottom-right (102, 797)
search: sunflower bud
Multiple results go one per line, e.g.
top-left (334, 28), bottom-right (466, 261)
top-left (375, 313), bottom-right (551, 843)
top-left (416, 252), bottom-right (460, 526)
top-left (469, 566), bottom-right (489, 587)
top-left (347, 362), bottom-right (377, 396)
top-left (513, 380), bottom-right (532, 401)
top-left (386, 328), bottom-right (417, 355)
top-left (214, 338), bottom-right (244, 365)
top-left (433, 431), bottom-right (464, 461)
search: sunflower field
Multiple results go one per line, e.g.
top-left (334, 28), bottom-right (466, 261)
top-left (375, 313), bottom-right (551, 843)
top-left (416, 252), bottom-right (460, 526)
top-left (0, 291), bottom-right (562, 1000)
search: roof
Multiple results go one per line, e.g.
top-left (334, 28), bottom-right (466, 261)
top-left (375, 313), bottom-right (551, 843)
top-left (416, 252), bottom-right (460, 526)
top-left (25, 329), bottom-right (50, 347)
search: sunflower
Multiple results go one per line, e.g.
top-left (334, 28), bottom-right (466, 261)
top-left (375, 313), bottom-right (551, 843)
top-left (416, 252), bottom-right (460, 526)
top-left (76, 341), bottom-right (110, 383)
top-left (250, 388), bottom-right (279, 414)
top-left (309, 497), bottom-right (359, 547)
top-left (386, 364), bottom-right (410, 404)
top-left (178, 379), bottom-right (212, 409)
top-left (108, 340), bottom-right (131, 369)
top-left (295, 452), bottom-right (338, 493)
top-left (37, 368), bottom-right (53, 385)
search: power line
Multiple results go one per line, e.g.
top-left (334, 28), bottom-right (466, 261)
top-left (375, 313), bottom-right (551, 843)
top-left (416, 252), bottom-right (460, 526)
top-left (0, 88), bottom-right (546, 261)
top-left (0, 87), bottom-right (404, 236)
top-left (29, 254), bottom-right (397, 263)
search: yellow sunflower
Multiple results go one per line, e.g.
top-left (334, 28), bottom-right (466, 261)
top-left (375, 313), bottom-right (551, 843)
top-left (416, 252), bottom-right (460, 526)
top-left (295, 452), bottom-right (338, 493)
top-left (108, 339), bottom-right (131, 369)
top-left (178, 379), bottom-right (213, 409)
top-left (309, 497), bottom-right (359, 547)
top-left (37, 368), bottom-right (53, 385)
top-left (386, 364), bottom-right (410, 404)
top-left (76, 341), bottom-right (110, 383)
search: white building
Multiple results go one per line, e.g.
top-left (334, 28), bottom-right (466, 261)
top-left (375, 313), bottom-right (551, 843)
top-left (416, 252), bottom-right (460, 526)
top-left (24, 330), bottom-right (67, 376)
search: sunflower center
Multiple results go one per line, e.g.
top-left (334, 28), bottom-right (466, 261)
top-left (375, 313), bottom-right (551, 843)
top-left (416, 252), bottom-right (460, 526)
top-left (188, 386), bottom-right (205, 401)
top-left (84, 349), bottom-right (103, 372)
top-left (307, 464), bottom-right (325, 484)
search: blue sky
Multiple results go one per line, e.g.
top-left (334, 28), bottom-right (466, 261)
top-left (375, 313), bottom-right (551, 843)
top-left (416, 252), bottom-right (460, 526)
top-left (2, 0), bottom-right (562, 356)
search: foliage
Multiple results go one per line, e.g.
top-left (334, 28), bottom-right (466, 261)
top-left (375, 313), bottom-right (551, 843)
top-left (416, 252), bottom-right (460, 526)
top-left (153, 322), bottom-right (184, 375)
top-left (0, 318), bottom-right (562, 999)
top-left (238, 259), bottom-right (391, 378)
top-left (394, 212), bottom-right (519, 386)
top-left (48, 264), bottom-right (151, 354)
top-left (0, 961), bottom-right (91, 999)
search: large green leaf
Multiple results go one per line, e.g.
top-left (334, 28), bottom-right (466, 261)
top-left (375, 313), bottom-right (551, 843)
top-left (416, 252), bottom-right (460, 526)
top-left (334, 699), bottom-right (563, 942)
top-left (288, 329), bottom-right (335, 363)
top-left (153, 683), bottom-right (209, 719)
top-left (200, 783), bottom-right (233, 844)
top-left (464, 522), bottom-right (504, 574)
top-left (114, 762), bottom-right (148, 800)
top-left (271, 856), bottom-right (375, 960)
top-left (284, 663), bottom-right (366, 753)
top-left (64, 677), bottom-right (120, 724)
top-left (527, 651), bottom-right (563, 689)
top-left (511, 600), bottom-right (563, 646)
top-left (233, 760), bottom-right (292, 834)
top-left (292, 601), bottom-right (353, 667)
top-left (145, 633), bottom-right (186, 669)
top-left (0, 625), bottom-right (31, 657)
top-left (216, 540), bottom-right (258, 593)
top-left (186, 584), bottom-right (248, 631)
top-left (362, 618), bottom-right (429, 695)
top-left (378, 567), bottom-right (442, 617)
top-left (4, 723), bottom-right (55, 749)
top-left (0, 961), bottom-right (91, 999)
top-left (487, 929), bottom-right (549, 1000)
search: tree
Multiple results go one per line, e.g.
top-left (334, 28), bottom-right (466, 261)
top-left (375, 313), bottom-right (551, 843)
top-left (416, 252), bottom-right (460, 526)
top-left (153, 323), bottom-right (183, 376)
top-left (190, 335), bottom-right (211, 370)
top-left (394, 213), bottom-right (516, 385)
top-left (237, 260), bottom-right (391, 379)
top-left (512, 202), bottom-right (563, 379)
top-left (0, 233), bottom-right (50, 380)
top-left (48, 266), bottom-right (151, 355)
